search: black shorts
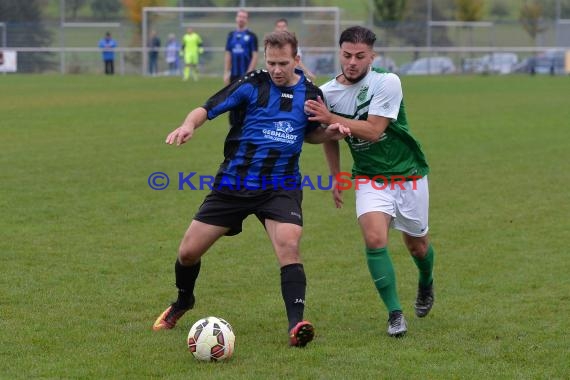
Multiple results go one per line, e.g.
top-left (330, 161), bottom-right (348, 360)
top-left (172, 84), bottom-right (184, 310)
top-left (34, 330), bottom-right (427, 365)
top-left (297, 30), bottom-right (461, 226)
top-left (194, 188), bottom-right (303, 236)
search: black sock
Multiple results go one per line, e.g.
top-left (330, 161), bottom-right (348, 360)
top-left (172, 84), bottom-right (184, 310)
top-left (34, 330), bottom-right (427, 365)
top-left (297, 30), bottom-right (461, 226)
top-left (175, 259), bottom-right (201, 308)
top-left (280, 263), bottom-right (307, 331)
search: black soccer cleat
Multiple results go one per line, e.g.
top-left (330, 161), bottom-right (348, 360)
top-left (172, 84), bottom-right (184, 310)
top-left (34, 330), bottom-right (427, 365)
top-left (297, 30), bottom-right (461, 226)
top-left (415, 282), bottom-right (434, 318)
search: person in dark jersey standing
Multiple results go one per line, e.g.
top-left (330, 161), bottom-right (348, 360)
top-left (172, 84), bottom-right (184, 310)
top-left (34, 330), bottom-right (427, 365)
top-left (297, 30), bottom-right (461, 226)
top-left (224, 9), bottom-right (259, 129)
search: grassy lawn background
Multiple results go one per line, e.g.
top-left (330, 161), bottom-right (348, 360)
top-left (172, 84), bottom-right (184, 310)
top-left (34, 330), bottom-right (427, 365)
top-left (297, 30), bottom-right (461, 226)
top-left (1, 74), bottom-right (568, 379)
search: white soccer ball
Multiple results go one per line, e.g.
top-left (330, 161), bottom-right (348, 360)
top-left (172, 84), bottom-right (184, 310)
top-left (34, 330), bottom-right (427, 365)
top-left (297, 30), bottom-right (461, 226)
top-left (187, 316), bottom-right (235, 362)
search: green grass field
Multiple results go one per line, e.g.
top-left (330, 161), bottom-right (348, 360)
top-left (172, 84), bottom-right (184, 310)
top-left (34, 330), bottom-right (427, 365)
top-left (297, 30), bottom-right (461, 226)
top-left (1, 74), bottom-right (569, 379)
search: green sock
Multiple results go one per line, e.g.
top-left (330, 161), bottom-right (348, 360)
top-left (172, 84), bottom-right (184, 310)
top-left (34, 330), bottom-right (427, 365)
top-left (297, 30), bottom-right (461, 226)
top-left (183, 66), bottom-right (190, 80)
top-left (413, 244), bottom-right (435, 287)
top-left (366, 247), bottom-right (401, 312)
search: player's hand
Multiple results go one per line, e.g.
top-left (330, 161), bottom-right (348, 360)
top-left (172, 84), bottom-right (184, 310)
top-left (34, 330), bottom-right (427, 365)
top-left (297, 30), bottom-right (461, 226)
top-left (304, 96), bottom-right (331, 124)
top-left (165, 125), bottom-right (194, 146)
top-left (326, 122), bottom-right (351, 140)
top-left (331, 177), bottom-right (343, 208)
top-left (223, 72), bottom-right (230, 85)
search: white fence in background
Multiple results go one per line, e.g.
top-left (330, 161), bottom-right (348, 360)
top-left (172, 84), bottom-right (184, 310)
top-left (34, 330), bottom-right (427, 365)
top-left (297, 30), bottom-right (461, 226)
top-left (2, 45), bottom-right (569, 76)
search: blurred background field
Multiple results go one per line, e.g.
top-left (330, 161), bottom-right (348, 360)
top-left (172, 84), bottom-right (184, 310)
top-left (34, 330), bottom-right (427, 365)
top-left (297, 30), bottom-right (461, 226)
top-left (1, 0), bottom-right (570, 76)
top-left (1, 74), bottom-right (569, 378)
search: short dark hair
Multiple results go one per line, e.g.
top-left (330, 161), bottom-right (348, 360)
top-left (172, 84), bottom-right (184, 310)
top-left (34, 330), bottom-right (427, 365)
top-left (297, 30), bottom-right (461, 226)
top-left (339, 26), bottom-right (376, 47)
top-left (264, 31), bottom-right (298, 57)
top-left (275, 18), bottom-right (288, 25)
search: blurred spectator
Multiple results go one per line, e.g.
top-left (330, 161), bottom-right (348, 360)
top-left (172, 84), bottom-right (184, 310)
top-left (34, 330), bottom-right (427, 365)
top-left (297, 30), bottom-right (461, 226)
top-left (98, 31), bottom-right (117, 75)
top-left (224, 9), bottom-right (258, 129)
top-left (165, 33), bottom-right (180, 76)
top-left (224, 9), bottom-right (258, 85)
top-left (181, 27), bottom-right (203, 81)
top-left (148, 30), bottom-right (161, 76)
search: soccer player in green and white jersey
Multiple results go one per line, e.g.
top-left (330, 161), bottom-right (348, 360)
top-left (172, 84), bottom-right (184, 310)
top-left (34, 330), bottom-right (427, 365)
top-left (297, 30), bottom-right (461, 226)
top-left (304, 26), bottom-right (436, 337)
top-left (181, 27), bottom-right (203, 81)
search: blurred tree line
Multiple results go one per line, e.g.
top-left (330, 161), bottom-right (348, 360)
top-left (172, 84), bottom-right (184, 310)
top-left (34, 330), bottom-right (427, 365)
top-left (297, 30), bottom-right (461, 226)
top-left (64, 0), bottom-right (121, 19)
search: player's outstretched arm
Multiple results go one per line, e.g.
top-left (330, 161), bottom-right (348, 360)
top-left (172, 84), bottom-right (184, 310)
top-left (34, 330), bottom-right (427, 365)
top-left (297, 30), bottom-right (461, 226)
top-left (305, 123), bottom-right (350, 144)
top-left (165, 107), bottom-right (208, 146)
top-left (306, 97), bottom-right (388, 142)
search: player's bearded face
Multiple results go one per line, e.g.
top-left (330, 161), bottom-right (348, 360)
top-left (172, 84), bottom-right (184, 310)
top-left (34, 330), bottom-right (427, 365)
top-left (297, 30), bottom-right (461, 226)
top-left (340, 42), bottom-right (374, 83)
top-left (265, 45), bottom-right (300, 87)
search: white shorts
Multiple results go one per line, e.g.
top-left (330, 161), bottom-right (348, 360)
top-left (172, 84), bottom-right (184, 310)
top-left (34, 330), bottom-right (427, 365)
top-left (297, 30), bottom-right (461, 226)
top-left (355, 176), bottom-right (429, 237)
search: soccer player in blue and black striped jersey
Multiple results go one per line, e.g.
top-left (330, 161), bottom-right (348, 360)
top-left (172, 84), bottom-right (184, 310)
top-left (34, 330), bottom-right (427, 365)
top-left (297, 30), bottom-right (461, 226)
top-left (224, 9), bottom-right (259, 129)
top-left (153, 30), bottom-right (347, 348)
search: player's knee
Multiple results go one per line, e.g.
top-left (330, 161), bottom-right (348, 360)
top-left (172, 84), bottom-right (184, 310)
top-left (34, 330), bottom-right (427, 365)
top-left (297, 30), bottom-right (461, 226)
top-left (408, 240), bottom-right (429, 258)
top-left (277, 238), bottom-right (300, 254)
top-left (178, 244), bottom-right (202, 266)
top-left (364, 233), bottom-right (388, 249)
top-left (273, 237), bottom-right (300, 261)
